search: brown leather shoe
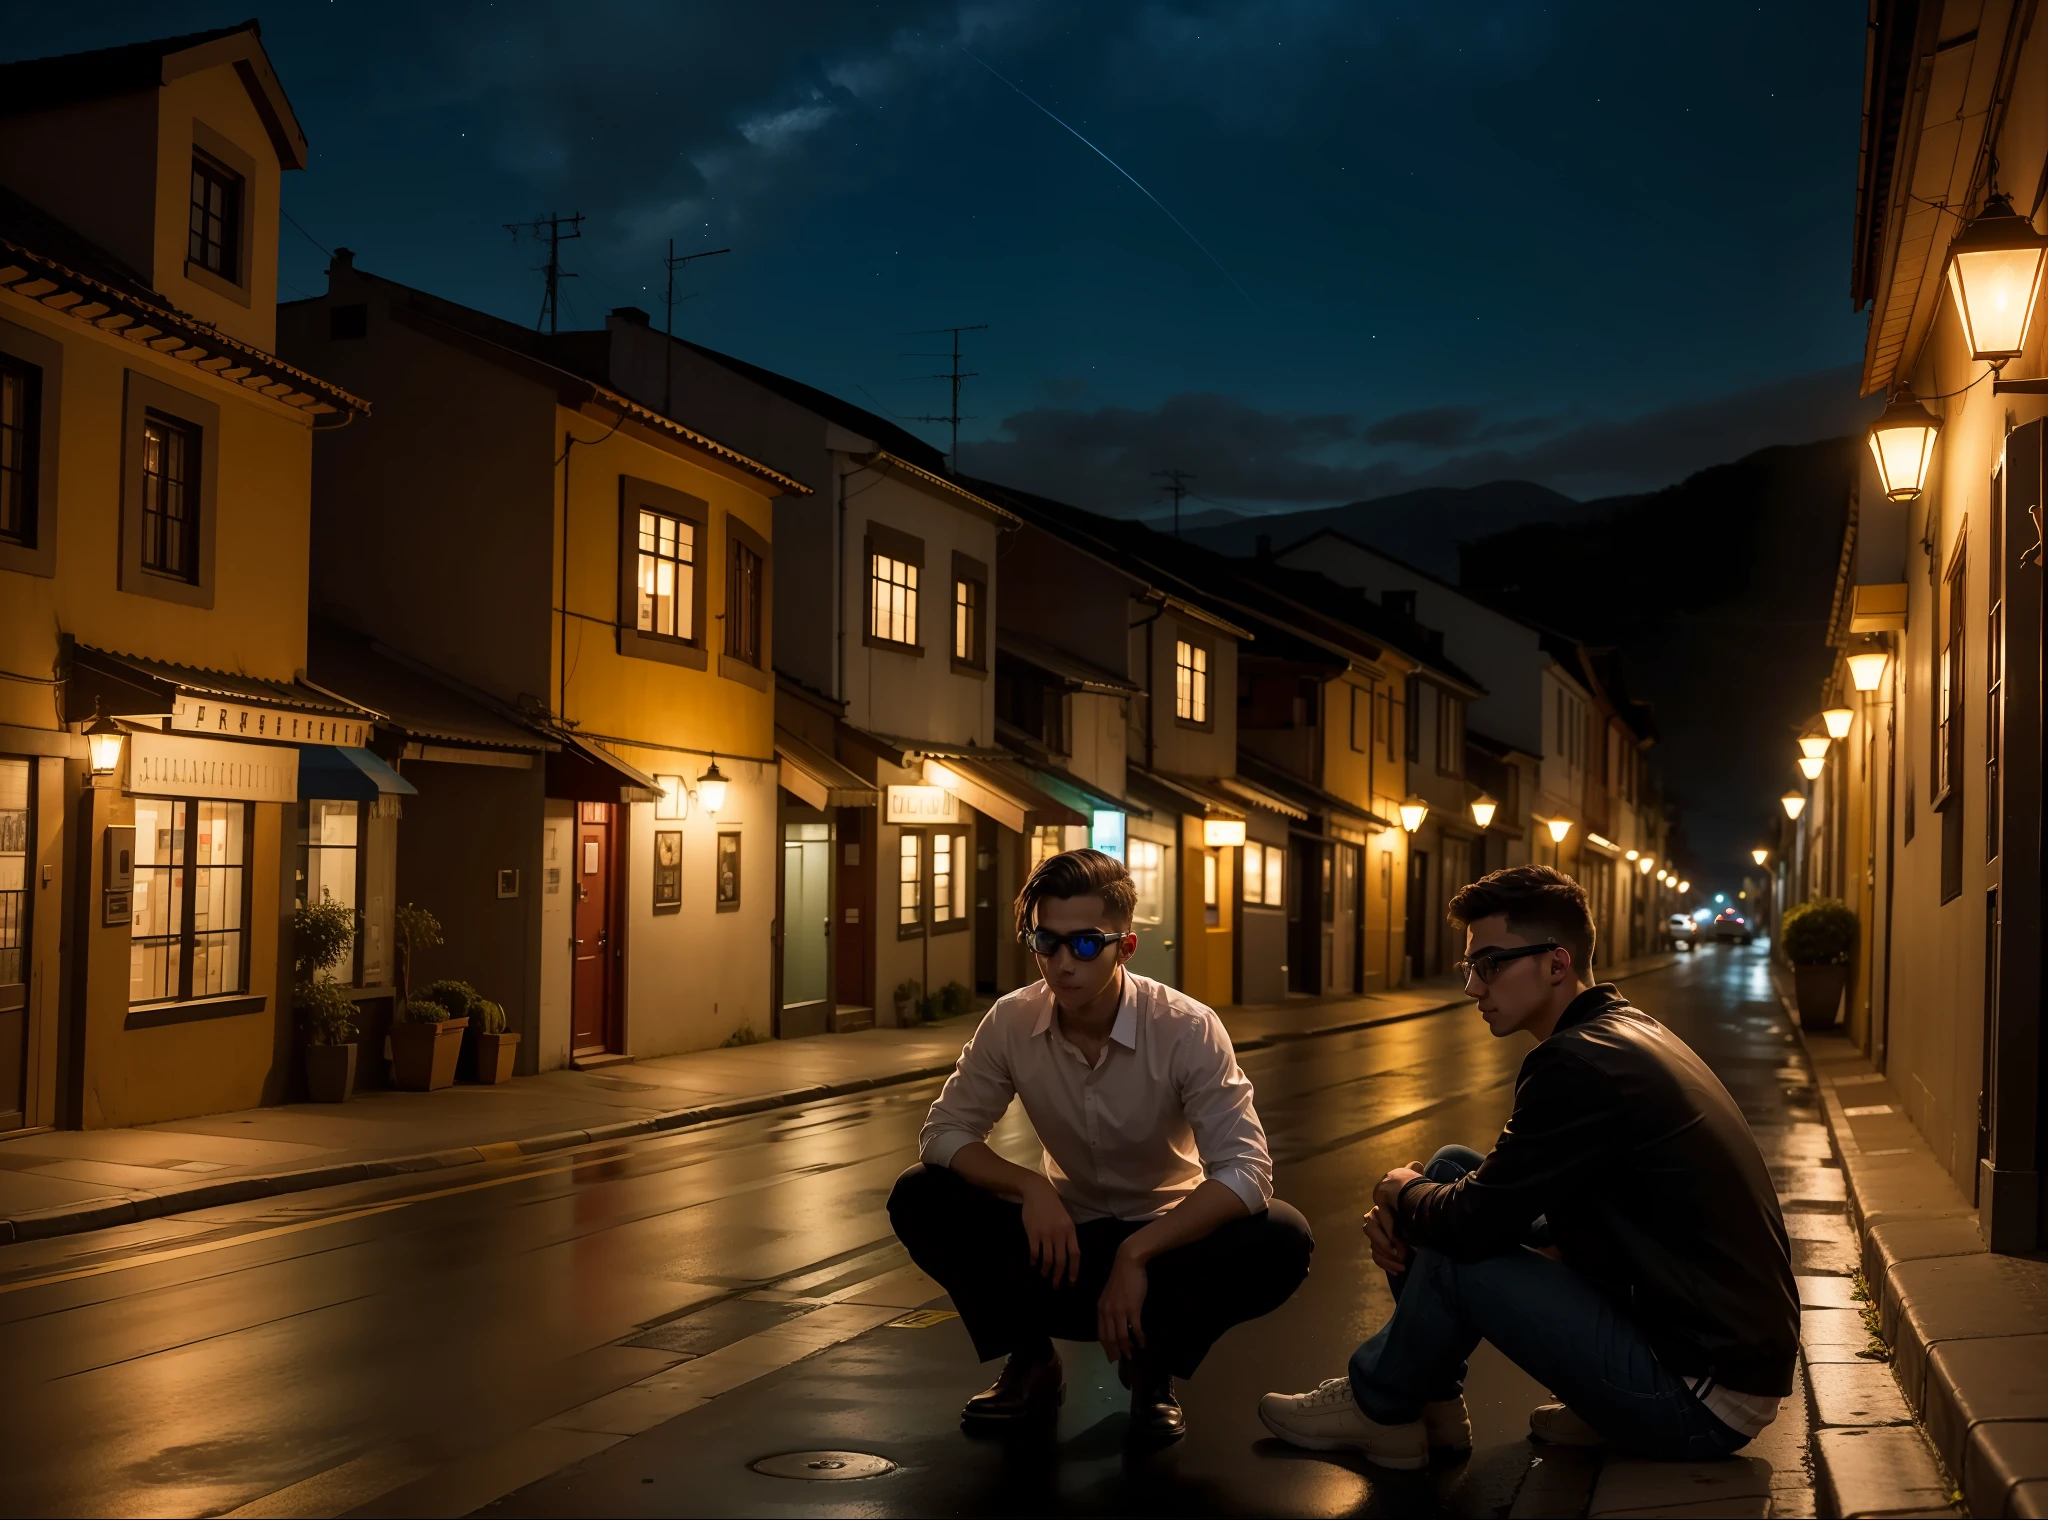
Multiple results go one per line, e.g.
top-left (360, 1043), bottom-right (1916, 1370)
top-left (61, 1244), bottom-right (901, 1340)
top-left (961, 1349), bottom-right (1064, 1426)
top-left (1126, 1359), bottom-right (1186, 1443)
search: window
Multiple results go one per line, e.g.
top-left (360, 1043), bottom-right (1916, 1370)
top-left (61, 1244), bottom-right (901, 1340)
top-left (1175, 639), bottom-right (1210, 723)
top-left (1244, 841), bottom-right (1265, 904)
top-left (1938, 541), bottom-right (1965, 801)
top-left (1405, 677), bottom-right (1421, 762)
top-left (1129, 838), bottom-right (1165, 925)
top-left (1029, 825), bottom-right (1064, 872)
top-left (726, 537), bottom-right (764, 666)
top-left (0, 759), bottom-right (27, 998)
top-left (1264, 844), bottom-right (1285, 907)
top-left (866, 526), bottom-right (924, 649)
top-left (898, 831), bottom-right (924, 933)
top-left (1349, 686), bottom-right (1368, 752)
top-left (0, 355), bottom-right (39, 549)
top-left (296, 800), bottom-right (359, 983)
top-left (637, 511), bottom-right (695, 641)
top-left (131, 797), bottom-right (248, 1005)
top-left (1987, 473), bottom-right (2004, 860)
top-left (140, 411), bottom-right (200, 582)
top-left (188, 153), bottom-right (243, 283)
top-left (1202, 850), bottom-right (1220, 927)
top-left (952, 552), bottom-right (988, 671)
top-left (931, 831), bottom-right (968, 931)
top-left (1436, 692), bottom-right (1465, 777)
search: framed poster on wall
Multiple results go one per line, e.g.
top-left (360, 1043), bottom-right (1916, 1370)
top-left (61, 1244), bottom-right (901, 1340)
top-left (653, 829), bottom-right (682, 910)
top-left (715, 829), bottom-right (741, 912)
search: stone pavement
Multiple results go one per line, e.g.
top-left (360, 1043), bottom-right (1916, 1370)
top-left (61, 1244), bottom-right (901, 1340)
top-left (1787, 970), bottom-right (2048, 1520)
top-left (0, 956), bottom-right (1676, 1248)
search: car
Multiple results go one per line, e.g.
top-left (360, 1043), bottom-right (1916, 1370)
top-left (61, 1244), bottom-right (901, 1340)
top-left (1711, 910), bottom-right (1753, 945)
top-left (1666, 913), bottom-right (1697, 948)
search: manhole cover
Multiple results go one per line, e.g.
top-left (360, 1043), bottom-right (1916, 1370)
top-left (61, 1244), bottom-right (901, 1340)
top-left (750, 1450), bottom-right (897, 1482)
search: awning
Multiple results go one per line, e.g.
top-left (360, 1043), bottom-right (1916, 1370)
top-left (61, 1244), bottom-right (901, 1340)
top-left (1234, 752), bottom-right (1394, 833)
top-left (297, 745), bottom-right (418, 801)
top-left (1014, 759), bottom-right (1150, 822)
top-left (306, 622), bottom-right (552, 753)
top-left (1217, 775), bottom-right (1311, 822)
top-left (996, 633), bottom-right (1139, 694)
top-left (546, 733), bottom-right (661, 804)
top-left (925, 756), bottom-right (1082, 832)
top-left (1126, 764), bottom-right (1247, 822)
top-left (777, 726), bottom-right (877, 810)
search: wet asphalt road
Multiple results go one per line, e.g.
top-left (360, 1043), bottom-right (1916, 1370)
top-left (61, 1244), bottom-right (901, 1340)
top-left (0, 944), bottom-right (1812, 1518)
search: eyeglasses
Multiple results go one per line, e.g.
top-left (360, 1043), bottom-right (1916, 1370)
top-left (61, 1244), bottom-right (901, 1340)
top-left (1019, 926), bottom-right (1129, 962)
top-left (1454, 941), bottom-right (1562, 984)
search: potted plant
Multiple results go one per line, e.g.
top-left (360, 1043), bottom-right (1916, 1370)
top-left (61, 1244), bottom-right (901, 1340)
top-left (471, 997), bottom-right (517, 1083)
top-left (893, 978), bottom-right (921, 1026)
top-left (294, 899), bottom-right (359, 1102)
top-left (1782, 899), bottom-right (1858, 1030)
top-left (389, 904), bottom-right (465, 1090)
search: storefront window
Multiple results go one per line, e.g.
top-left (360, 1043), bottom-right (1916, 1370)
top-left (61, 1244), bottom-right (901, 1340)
top-left (1244, 841), bottom-right (1265, 904)
top-left (1129, 837), bottom-right (1164, 926)
top-left (132, 797), bottom-right (247, 1004)
top-left (0, 758), bottom-right (27, 992)
top-left (898, 832), bottom-right (923, 932)
top-left (1203, 850), bottom-right (1220, 927)
top-left (1264, 843), bottom-right (1285, 907)
top-left (297, 800), bottom-right (359, 982)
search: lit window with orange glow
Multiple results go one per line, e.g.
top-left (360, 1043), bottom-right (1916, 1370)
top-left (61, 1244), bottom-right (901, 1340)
top-left (637, 510), bottom-right (694, 640)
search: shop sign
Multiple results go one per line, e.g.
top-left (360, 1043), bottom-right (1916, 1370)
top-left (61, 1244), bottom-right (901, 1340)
top-left (130, 731), bottom-right (299, 803)
top-left (170, 697), bottom-right (370, 749)
top-left (886, 784), bottom-right (958, 825)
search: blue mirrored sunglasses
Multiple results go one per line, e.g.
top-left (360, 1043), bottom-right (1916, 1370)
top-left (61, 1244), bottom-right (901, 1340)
top-left (1019, 927), bottom-right (1126, 962)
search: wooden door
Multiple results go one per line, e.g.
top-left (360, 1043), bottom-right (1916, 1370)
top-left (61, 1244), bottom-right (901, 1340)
top-left (834, 807), bottom-right (871, 1011)
top-left (572, 803), bottom-right (617, 1053)
top-left (1405, 849), bottom-right (1429, 986)
top-left (1317, 843), bottom-right (1335, 993)
top-left (0, 757), bottom-right (28, 1131)
top-left (1336, 843), bottom-right (1361, 993)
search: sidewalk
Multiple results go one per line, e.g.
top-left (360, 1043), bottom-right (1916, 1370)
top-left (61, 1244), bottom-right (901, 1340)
top-left (0, 955), bottom-right (1675, 1248)
top-left (1780, 968), bottom-right (2047, 1518)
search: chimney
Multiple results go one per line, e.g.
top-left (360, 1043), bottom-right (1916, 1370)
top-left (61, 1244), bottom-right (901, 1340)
top-left (330, 247), bottom-right (355, 272)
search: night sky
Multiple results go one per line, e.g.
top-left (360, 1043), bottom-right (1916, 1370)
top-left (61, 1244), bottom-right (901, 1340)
top-left (11, 3), bottom-right (1874, 512)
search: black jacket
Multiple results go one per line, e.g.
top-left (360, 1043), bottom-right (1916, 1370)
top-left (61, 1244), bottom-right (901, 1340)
top-left (1396, 984), bottom-right (1798, 1396)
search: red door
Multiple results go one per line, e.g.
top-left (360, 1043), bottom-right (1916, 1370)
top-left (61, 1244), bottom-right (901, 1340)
top-left (572, 803), bottom-right (616, 1053)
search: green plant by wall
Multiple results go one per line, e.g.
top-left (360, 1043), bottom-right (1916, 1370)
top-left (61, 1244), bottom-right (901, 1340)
top-left (893, 978), bottom-right (922, 1010)
top-left (396, 995), bottom-right (451, 1025)
top-left (940, 980), bottom-right (972, 1017)
top-left (720, 1022), bottom-right (768, 1047)
top-left (292, 900), bottom-right (358, 1046)
top-left (393, 902), bottom-right (443, 1004)
top-left (1781, 899), bottom-right (1858, 966)
top-left (472, 999), bottom-right (507, 1035)
top-left (416, 978), bottom-right (482, 1021)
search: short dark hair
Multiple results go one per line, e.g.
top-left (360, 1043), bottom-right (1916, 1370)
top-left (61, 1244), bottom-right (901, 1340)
top-left (1447, 864), bottom-right (1596, 983)
top-left (1014, 848), bottom-right (1137, 934)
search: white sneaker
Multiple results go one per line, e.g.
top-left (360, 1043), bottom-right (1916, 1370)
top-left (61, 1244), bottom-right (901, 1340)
top-left (1257, 1377), bottom-right (1429, 1469)
top-left (1529, 1400), bottom-right (1604, 1446)
top-left (1423, 1396), bottom-right (1472, 1451)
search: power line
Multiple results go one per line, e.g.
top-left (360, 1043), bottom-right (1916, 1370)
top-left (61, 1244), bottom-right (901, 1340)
top-left (503, 212), bottom-right (585, 333)
top-left (903, 324), bottom-right (986, 466)
top-left (1153, 469), bottom-right (1195, 538)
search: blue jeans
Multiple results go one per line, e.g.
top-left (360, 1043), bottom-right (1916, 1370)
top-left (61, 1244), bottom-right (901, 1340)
top-left (1348, 1145), bottom-right (1750, 1459)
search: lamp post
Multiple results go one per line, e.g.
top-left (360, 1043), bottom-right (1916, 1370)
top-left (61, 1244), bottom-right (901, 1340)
top-left (1867, 388), bottom-right (1941, 501)
top-left (1945, 193), bottom-right (2048, 362)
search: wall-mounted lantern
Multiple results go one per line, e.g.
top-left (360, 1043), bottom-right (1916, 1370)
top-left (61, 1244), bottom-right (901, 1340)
top-left (696, 759), bottom-right (728, 814)
top-left (1637, 855), bottom-right (1654, 875)
top-left (1945, 193), bottom-right (2048, 362)
top-left (1545, 816), bottom-right (1572, 845)
top-left (1781, 791), bottom-right (1807, 820)
top-left (1797, 756), bottom-right (1827, 780)
top-left (1846, 649), bottom-right (1890, 692)
top-left (1821, 707), bottom-right (1853, 740)
top-left (85, 708), bottom-right (126, 777)
top-left (1867, 388), bottom-right (1940, 502)
top-left (1469, 795), bottom-right (1497, 829)
top-left (1398, 798), bottom-right (1428, 833)
top-left (1751, 847), bottom-right (1769, 866)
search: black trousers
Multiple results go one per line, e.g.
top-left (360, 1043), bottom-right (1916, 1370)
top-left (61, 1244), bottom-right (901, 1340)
top-left (887, 1163), bottom-right (1313, 1379)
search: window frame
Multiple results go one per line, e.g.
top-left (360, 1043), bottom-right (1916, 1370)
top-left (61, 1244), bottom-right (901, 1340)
top-left (1129, 835), bottom-right (1166, 926)
top-left (130, 796), bottom-right (252, 1007)
top-left (182, 124), bottom-right (256, 306)
top-left (296, 798), bottom-right (366, 986)
top-left (719, 514), bottom-right (771, 690)
top-left (864, 522), bottom-right (925, 654)
top-left (139, 409), bottom-right (202, 584)
top-left (1436, 689), bottom-right (1466, 778)
top-left (1936, 531), bottom-right (1966, 808)
top-left (0, 319), bottom-right (58, 579)
top-left (950, 551), bottom-right (988, 674)
top-left (930, 827), bottom-right (970, 934)
top-left (119, 371), bottom-right (218, 609)
top-left (1243, 840), bottom-right (1265, 904)
top-left (188, 151), bottom-right (244, 286)
top-left (617, 476), bottom-right (711, 670)
top-left (897, 828), bottom-right (926, 938)
top-left (1174, 632), bottom-right (1214, 730)
top-left (1986, 471), bottom-right (2004, 861)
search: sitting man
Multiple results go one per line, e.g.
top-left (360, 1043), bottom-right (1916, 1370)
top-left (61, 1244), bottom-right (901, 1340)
top-left (1259, 864), bottom-right (1796, 1469)
top-left (889, 847), bottom-right (1312, 1442)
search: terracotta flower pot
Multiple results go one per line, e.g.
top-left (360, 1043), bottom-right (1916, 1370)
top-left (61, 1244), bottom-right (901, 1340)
top-left (304, 1042), bottom-right (357, 1103)
top-left (390, 1017), bottom-right (469, 1091)
top-left (475, 1030), bottom-right (519, 1085)
top-left (1793, 965), bottom-right (1849, 1030)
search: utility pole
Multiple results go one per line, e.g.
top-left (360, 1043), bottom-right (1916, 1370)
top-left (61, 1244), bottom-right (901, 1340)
top-left (1153, 469), bottom-right (1195, 538)
top-left (904, 324), bottom-right (986, 466)
top-left (503, 211), bottom-right (584, 333)
top-left (661, 241), bottom-right (729, 413)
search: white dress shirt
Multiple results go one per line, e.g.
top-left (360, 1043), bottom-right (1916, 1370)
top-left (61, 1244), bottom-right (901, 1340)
top-left (919, 971), bottom-right (1274, 1222)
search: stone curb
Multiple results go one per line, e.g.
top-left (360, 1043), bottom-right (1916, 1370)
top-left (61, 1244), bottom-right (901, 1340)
top-left (1774, 971), bottom-right (1968, 1518)
top-left (0, 957), bottom-right (1681, 1252)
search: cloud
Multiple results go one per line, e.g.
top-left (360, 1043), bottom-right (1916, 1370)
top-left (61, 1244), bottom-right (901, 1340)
top-left (956, 366), bottom-right (1879, 512)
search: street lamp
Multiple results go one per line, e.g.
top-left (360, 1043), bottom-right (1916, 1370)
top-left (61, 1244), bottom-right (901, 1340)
top-left (1398, 797), bottom-right (1428, 833)
top-left (1867, 388), bottom-right (1940, 501)
top-left (1637, 855), bottom-right (1654, 875)
top-left (1798, 735), bottom-right (1831, 760)
top-left (1945, 193), bottom-right (2048, 361)
top-left (695, 759), bottom-right (728, 813)
top-left (1546, 817), bottom-right (1572, 844)
top-left (1781, 791), bottom-right (1807, 820)
top-left (1469, 794), bottom-right (1497, 829)
top-left (1847, 648), bottom-right (1889, 691)
top-left (85, 708), bottom-right (126, 776)
top-left (1751, 848), bottom-right (1769, 866)
top-left (1822, 707), bottom-right (1853, 740)
top-left (1679, 880), bottom-right (1691, 894)
top-left (1798, 756), bottom-right (1827, 780)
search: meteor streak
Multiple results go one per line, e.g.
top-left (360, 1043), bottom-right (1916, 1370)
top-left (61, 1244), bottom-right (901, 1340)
top-left (962, 47), bottom-right (1257, 311)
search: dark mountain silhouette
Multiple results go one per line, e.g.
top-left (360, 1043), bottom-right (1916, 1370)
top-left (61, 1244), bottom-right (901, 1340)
top-left (1172, 480), bottom-right (1630, 579)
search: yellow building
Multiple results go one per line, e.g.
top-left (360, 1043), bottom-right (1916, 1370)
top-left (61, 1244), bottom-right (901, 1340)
top-left (278, 260), bottom-right (806, 1064)
top-left (0, 24), bottom-right (372, 1128)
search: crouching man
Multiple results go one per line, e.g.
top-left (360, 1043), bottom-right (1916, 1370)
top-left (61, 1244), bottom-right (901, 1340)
top-left (1259, 865), bottom-right (1796, 1469)
top-left (889, 848), bottom-right (1312, 1443)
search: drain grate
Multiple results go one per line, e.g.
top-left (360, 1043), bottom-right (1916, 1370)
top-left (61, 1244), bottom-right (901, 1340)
top-left (750, 1450), bottom-right (897, 1482)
